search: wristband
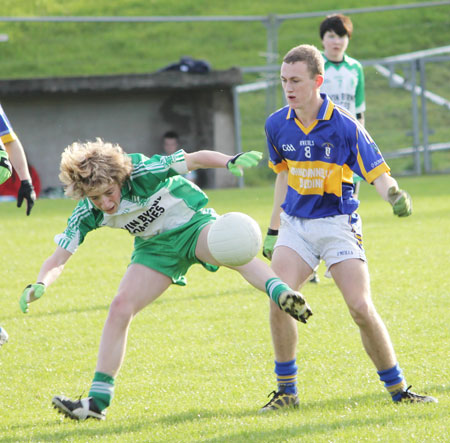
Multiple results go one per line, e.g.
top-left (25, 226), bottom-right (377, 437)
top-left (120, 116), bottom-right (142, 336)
top-left (267, 228), bottom-right (278, 236)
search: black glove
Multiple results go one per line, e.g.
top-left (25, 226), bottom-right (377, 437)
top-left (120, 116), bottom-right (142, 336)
top-left (17, 179), bottom-right (36, 216)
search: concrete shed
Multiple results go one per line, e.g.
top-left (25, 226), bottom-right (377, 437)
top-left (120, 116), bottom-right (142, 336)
top-left (0, 67), bottom-right (242, 192)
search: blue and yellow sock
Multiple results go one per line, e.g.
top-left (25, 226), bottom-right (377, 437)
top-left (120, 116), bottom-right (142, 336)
top-left (377, 363), bottom-right (407, 402)
top-left (266, 278), bottom-right (292, 307)
top-left (275, 359), bottom-right (298, 395)
top-left (89, 371), bottom-right (115, 411)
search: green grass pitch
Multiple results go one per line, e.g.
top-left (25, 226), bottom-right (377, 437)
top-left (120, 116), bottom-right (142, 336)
top-left (0, 174), bottom-right (448, 442)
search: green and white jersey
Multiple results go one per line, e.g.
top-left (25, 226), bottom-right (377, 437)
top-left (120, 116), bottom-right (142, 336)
top-left (321, 53), bottom-right (366, 117)
top-left (55, 150), bottom-right (209, 254)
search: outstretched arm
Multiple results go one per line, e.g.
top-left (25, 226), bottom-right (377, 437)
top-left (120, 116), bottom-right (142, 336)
top-left (184, 150), bottom-right (262, 176)
top-left (20, 246), bottom-right (72, 313)
top-left (36, 246), bottom-right (72, 287)
top-left (184, 150), bottom-right (231, 170)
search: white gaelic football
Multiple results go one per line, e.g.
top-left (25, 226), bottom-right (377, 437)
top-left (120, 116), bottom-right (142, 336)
top-left (207, 212), bottom-right (262, 266)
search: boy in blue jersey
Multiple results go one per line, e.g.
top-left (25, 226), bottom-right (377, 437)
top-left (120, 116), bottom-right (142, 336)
top-left (18, 138), bottom-right (312, 421)
top-left (0, 147), bottom-right (11, 342)
top-left (309, 13), bottom-right (365, 285)
top-left (0, 105), bottom-right (37, 349)
top-left (260, 44), bottom-right (436, 411)
top-left (0, 104), bottom-right (36, 215)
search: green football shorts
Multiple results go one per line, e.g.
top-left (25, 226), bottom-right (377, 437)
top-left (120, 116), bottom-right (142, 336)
top-left (130, 208), bottom-right (219, 286)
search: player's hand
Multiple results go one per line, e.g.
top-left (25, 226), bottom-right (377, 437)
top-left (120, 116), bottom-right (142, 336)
top-left (19, 283), bottom-right (45, 313)
top-left (263, 229), bottom-right (278, 260)
top-left (387, 186), bottom-right (412, 217)
top-left (0, 149), bottom-right (12, 185)
top-left (17, 180), bottom-right (36, 216)
top-left (226, 151), bottom-right (263, 177)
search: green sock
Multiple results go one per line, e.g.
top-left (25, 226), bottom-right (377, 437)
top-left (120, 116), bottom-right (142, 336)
top-left (88, 371), bottom-right (115, 411)
top-left (265, 278), bottom-right (291, 307)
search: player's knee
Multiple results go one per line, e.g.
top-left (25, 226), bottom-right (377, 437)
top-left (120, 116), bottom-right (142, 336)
top-left (108, 293), bottom-right (135, 324)
top-left (348, 298), bottom-right (376, 326)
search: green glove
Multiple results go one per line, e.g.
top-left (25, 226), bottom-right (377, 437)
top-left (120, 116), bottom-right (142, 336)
top-left (226, 151), bottom-right (263, 177)
top-left (0, 149), bottom-right (12, 185)
top-left (262, 229), bottom-right (278, 260)
top-left (20, 283), bottom-right (46, 313)
top-left (388, 186), bottom-right (412, 217)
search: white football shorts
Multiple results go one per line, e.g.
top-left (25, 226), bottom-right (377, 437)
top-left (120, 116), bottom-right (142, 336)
top-left (276, 212), bottom-right (367, 271)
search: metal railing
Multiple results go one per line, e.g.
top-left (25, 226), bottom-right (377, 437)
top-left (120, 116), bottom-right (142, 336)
top-left (236, 46), bottom-right (450, 176)
top-left (1, 1), bottom-right (449, 176)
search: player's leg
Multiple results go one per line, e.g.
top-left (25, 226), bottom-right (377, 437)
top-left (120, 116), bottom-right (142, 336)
top-left (95, 264), bottom-right (172, 376)
top-left (331, 259), bottom-right (397, 370)
top-left (52, 264), bottom-right (172, 420)
top-left (260, 245), bottom-right (314, 412)
top-left (331, 259), bottom-right (437, 403)
top-left (195, 224), bottom-right (312, 322)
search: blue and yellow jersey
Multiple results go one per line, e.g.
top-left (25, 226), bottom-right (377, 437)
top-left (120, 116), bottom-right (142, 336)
top-left (265, 94), bottom-right (390, 218)
top-left (0, 104), bottom-right (18, 144)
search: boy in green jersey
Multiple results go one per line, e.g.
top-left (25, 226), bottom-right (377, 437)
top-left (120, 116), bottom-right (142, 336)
top-left (19, 138), bottom-right (312, 421)
top-left (320, 14), bottom-right (365, 201)
top-left (320, 13), bottom-right (365, 126)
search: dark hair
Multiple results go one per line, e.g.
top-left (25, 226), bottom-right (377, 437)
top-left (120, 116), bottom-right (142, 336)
top-left (319, 14), bottom-right (353, 40)
top-left (163, 130), bottom-right (179, 140)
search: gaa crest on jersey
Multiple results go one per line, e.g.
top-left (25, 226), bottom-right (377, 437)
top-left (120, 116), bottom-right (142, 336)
top-left (282, 143), bottom-right (296, 152)
top-left (321, 142), bottom-right (334, 159)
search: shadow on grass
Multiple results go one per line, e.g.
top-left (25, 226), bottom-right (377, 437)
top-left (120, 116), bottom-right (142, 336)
top-left (153, 383), bottom-right (447, 427)
top-left (0, 386), bottom-right (445, 443)
top-left (0, 304), bottom-right (110, 322)
top-left (198, 410), bottom-right (440, 443)
top-left (0, 410), bottom-right (438, 443)
top-left (0, 286), bottom-right (255, 323)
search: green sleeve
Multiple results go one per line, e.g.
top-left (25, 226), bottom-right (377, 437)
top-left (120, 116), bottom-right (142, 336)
top-left (355, 62), bottom-right (366, 114)
top-left (54, 200), bottom-right (103, 253)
